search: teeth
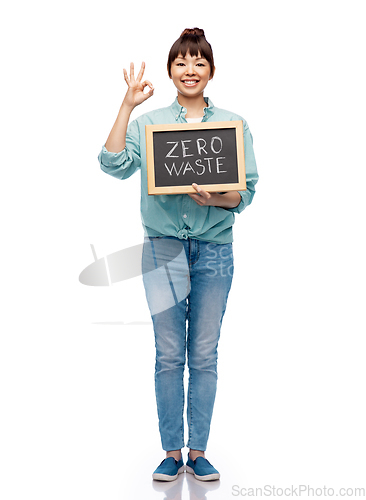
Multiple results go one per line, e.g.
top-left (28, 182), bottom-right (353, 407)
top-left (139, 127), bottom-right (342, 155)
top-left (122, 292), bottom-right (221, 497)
top-left (183, 81), bottom-right (198, 85)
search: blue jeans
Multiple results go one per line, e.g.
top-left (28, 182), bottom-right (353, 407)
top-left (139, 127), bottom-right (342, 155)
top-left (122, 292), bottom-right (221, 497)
top-left (142, 236), bottom-right (234, 451)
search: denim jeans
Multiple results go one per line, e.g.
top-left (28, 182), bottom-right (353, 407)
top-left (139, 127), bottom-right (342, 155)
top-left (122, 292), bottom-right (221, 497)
top-left (142, 236), bottom-right (233, 451)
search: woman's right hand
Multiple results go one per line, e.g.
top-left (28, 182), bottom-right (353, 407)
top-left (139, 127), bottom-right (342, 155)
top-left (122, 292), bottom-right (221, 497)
top-left (122, 62), bottom-right (154, 109)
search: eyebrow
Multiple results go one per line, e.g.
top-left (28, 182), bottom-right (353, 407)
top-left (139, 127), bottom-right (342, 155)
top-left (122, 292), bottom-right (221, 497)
top-left (176, 56), bottom-right (206, 61)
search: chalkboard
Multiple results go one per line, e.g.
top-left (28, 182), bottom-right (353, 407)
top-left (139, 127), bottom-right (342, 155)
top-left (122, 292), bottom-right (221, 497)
top-left (145, 121), bottom-right (246, 195)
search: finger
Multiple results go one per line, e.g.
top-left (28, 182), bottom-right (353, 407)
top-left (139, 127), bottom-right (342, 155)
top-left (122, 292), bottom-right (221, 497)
top-left (141, 88), bottom-right (154, 102)
top-left (140, 81), bottom-right (154, 101)
top-left (141, 91), bottom-right (154, 102)
top-left (188, 193), bottom-right (205, 205)
top-left (123, 68), bottom-right (130, 85)
top-left (142, 80), bottom-right (154, 92)
top-left (130, 62), bottom-right (135, 80)
top-left (192, 183), bottom-right (210, 199)
top-left (136, 61), bottom-right (145, 82)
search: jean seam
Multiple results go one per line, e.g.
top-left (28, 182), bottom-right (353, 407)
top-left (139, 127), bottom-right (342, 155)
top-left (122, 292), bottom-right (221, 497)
top-left (180, 367), bottom-right (184, 446)
top-left (182, 304), bottom-right (187, 448)
top-left (187, 295), bottom-right (193, 447)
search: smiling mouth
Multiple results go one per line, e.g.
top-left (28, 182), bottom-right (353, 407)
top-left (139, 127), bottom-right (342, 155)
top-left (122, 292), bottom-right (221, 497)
top-left (182, 80), bottom-right (199, 86)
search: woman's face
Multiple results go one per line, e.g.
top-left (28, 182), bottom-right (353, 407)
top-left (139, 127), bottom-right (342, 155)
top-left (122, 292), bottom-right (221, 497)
top-left (170, 52), bottom-right (213, 99)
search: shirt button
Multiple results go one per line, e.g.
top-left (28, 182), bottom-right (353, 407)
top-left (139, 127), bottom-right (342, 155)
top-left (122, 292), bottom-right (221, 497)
top-left (183, 214), bottom-right (187, 219)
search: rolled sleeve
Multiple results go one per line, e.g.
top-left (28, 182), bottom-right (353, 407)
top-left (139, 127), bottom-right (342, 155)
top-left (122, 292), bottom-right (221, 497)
top-left (225, 121), bottom-right (259, 214)
top-left (98, 119), bottom-right (141, 180)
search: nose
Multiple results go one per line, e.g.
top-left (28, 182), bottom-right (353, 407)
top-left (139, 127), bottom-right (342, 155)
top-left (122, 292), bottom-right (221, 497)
top-left (185, 64), bottom-right (196, 76)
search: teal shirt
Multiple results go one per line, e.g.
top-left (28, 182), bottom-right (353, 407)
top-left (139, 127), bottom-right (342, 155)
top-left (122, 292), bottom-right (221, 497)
top-left (98, 97), bottom-right (259, 244)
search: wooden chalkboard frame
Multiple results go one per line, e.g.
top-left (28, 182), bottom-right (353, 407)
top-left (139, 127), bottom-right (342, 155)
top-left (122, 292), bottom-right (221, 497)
top-left (145, 120), bottom-right (246, 195)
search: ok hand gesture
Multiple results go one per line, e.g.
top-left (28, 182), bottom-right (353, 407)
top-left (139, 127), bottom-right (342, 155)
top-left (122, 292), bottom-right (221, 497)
top-left (123, 62), bottom-right (154, 109)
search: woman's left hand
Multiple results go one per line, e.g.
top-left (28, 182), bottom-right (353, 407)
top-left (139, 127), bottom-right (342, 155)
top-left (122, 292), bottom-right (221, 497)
top-left (188, 183), bottom-right (218, 206)
top-left (188, 184), bottom-right (242, 209)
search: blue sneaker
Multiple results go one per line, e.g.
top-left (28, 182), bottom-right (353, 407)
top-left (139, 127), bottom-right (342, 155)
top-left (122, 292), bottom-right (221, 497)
top-left (186, 456), bottom-right (220, 481)
top-left (152, 457), bottom-right (185, 481)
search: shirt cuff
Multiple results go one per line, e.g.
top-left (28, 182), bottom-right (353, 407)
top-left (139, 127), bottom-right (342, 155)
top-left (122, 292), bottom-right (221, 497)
top-left (98, 145), bottom-right (129, 167)
top-left (224, 191), bottom-right (246, 214)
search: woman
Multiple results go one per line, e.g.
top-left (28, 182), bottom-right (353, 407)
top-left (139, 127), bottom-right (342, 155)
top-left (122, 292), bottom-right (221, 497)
top-left (98, 28), bottom-right (259, 481)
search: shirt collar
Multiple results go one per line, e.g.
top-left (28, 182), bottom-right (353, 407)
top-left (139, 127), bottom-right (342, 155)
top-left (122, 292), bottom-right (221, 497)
top-left (171, 96), bottom-right (215, 121)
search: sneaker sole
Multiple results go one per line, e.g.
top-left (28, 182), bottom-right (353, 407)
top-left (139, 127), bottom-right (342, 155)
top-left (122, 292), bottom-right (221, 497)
top-left (152, 465), bottom-right (185, 481)
top-left (186, 465), bottom-right (220, 481)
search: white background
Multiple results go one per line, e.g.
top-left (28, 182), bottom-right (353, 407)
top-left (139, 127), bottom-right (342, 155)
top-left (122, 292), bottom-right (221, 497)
top-left (1, 1), bottom-right (365, 499)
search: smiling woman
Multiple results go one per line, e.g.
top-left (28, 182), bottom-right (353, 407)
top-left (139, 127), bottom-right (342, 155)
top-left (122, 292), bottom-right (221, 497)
top-left (98, 26), bottom-right (259, 482)
top-left (167, 28), bottom-right (215, 118)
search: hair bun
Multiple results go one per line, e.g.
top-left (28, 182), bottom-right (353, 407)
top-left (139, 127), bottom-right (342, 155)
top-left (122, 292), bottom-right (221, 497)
top-left (180, 27), bottom-right (205, 38)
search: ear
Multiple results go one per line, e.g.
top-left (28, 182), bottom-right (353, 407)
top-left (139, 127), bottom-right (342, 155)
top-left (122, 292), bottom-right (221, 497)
top-left (209, 66), bottom-right (216, 79)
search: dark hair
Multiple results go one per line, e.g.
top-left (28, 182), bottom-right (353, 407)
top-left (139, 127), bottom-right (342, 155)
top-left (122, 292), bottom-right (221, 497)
top-left (167, 28), bottom-right (215, 78)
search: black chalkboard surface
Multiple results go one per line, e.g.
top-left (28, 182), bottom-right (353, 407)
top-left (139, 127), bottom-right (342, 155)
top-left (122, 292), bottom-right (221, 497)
top-left (146, 121), bottom-right (246, 195)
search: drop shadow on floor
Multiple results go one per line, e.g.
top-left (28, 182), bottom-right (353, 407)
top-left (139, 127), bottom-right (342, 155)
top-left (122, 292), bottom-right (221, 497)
top-left (152, 470), bottom-right (220, 499)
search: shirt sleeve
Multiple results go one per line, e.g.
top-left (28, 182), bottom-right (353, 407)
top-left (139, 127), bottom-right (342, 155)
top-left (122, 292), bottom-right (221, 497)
top-left (98, 119), bottom-right (141, 180)
top-left (225, 121), bottom-right (259, 214)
